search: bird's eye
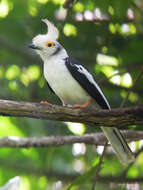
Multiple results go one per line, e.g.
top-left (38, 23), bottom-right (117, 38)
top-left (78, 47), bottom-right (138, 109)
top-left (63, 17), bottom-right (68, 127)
top-left (46, 41), bottom-right (54, 48)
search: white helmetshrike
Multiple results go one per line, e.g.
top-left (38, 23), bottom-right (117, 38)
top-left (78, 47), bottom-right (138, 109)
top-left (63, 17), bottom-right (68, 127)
top-left (29, 19), bottom-right (134, 164)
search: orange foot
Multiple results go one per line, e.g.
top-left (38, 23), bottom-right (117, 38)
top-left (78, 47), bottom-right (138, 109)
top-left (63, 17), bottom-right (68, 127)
top-left (73, 99), bottom-right (92, 109)
top-left (40, 101), bottom-right (52, 105)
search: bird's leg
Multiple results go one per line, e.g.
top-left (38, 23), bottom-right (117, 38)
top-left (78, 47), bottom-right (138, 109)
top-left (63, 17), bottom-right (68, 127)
top-left (40, 101), bottom-right (52, 105)
top-left (73, 99), bottom-right (92, 109)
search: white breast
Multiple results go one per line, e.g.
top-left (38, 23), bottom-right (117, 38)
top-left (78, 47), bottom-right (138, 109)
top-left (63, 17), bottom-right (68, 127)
top-left (44, 57), bottom-right (90, 105)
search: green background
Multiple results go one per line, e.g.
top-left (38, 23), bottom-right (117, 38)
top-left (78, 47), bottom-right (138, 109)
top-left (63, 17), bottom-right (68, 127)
top-left (0, 0), bottom-right (143, 189)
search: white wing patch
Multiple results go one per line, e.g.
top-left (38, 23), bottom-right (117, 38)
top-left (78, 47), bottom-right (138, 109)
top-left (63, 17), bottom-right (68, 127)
top-left (75, 64), bottom-right (111, 109)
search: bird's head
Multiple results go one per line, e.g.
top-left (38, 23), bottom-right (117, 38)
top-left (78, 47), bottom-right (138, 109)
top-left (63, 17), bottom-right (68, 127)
top-left (29, 19), bottom-right (63, 61)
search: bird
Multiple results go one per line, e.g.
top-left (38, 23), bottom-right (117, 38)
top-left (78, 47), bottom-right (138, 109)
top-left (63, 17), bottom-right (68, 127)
top-left (29, 19), bottom-right (134, 164)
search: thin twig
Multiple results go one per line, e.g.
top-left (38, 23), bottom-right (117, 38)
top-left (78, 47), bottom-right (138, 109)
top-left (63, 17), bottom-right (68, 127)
top-left (102, 81), bottom-right (143, 95)
top-left (121, 147), bottom-right (143, 178)
top-left (90, 68), bottom-right (143, 189)
top-left (117, 68), bottom-right (143, 182)
top-left (91, 142), bottom-right (108, 190)
top-left (63, 0), bottom-right (76, 9)
top-left (99, 64), bottom-right (142, 85)
top-left (91, 68), bottom-right (143, 189)
top-left (120, 67), bottom-right (143, 108)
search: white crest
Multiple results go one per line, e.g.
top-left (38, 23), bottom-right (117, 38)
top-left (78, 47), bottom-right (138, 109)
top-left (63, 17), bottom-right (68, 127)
top-left (42, 19), bottom-right (59, 40)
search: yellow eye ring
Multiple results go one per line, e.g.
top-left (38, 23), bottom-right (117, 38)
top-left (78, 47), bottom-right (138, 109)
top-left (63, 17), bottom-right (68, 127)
top-left (46, 41), bottom-right (54, 48)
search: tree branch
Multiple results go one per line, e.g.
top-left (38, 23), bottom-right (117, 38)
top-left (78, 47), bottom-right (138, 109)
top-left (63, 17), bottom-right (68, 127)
top-left (0, 99), bottom-right (143, 127)
top-left (91, 142), bottom-right (108, 190)
top-left (63, 0), bottom-right (75, 9)
top-left (0, 130), bottom-right (142, 148)
top-left (91, 69), bottom-right (143, 189)
top-left (97, 176), bottom-right (143, 184)
top-left (100, 80), bottom-right (143, 95)
top-left (120, 67), bottom-right (143, 108)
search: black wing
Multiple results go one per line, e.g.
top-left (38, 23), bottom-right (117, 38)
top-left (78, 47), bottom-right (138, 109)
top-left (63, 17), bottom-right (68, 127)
top-left (46, 81), bottom-right (55, 94)
top-left (64, 57), bottom-right (110, 109)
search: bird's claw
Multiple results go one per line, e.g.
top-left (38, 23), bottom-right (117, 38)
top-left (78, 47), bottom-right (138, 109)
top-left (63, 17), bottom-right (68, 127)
top-left (73, 104), bottom-right (86, 109)
top-left (73, 99), bottom-right (92, 109)
top-left (40, 101), bottom-right (52, 106)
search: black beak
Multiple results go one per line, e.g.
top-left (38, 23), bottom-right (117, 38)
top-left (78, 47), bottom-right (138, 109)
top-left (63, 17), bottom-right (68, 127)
top-left (28, 43), bottom-right (40, 50)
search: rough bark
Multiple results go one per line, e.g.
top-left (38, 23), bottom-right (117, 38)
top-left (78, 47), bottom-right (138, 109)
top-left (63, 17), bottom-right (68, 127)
top-left (0, 130), bottom-right (142, 148)
top-left (0, 99), bottom-right (143, 127)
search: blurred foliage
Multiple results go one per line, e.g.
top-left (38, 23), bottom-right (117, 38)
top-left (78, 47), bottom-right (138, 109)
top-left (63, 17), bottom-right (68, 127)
top-left (0, 0), bottom-right (143, 189)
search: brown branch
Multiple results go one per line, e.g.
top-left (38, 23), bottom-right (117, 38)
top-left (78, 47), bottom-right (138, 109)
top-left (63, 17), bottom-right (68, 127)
top-left (0, 130), bottom-right (142, 148)
top-left (63, 2), bottom-right (134, 23)
top-left (0, 99), bottom-right (143, 127)
top-left (97, 176), bottom-right (143, 184)
top-left (91, 69), bottom-right (143, 189)
top-left (91, 142), bottom-right (108, 190)
top-left (110, 69), bottom-right (143, 182)
top-left (101, 81), bottom-right (143, 95)
top-left (63, 0), bottom-right (75, 9)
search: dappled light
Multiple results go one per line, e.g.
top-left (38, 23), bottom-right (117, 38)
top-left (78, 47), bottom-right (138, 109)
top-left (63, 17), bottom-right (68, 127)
top-left (28, 4), bottom-right (38, 17)
top-left (127, 8), bottom-right (134, 20)
top-left (72, 143), bottom-right (86, 156)
top-left (97, 54), bottom-right (119, 66)
top-left (0, 0), bottom-right (10, 18)
top-left (20, 65), bottom-right (40, 86)
top-left (52, 0), bottom-right (65, 5)
top-left (5, 65), bottom-right (20, 80)
top-left (36, 0), bottom-right (49, 4)
top-left (63, 23), bottom-right (77, 37)
top-left (0, 117), bottom-right (23, 137)
top-left (84, 10), bottom-right (94, 21)
top-left (55, 8), bottom-right (67, 21)
top-left (96, 145), bottom-right (104, 155)
top-left (73, 159), bottom-right (85, 173)
top-left (52, 181), bottom-right (63, 190)
top-left (26, 65), bottom-right (41, 81)
top-left (121, 73), bottom-right (132, 88)
top-left (8, 80), bottom-right (19, 90)
top-left (73, 2), bottom-right (84, 13)
top-left (66, 122), bottom-right (85, 135)
top-left (109, 23), bottom-right (136, 35)
top-left (37, 177), bottom-right (47, 189)
top-left (19, 176), bottom-right (31, 190)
